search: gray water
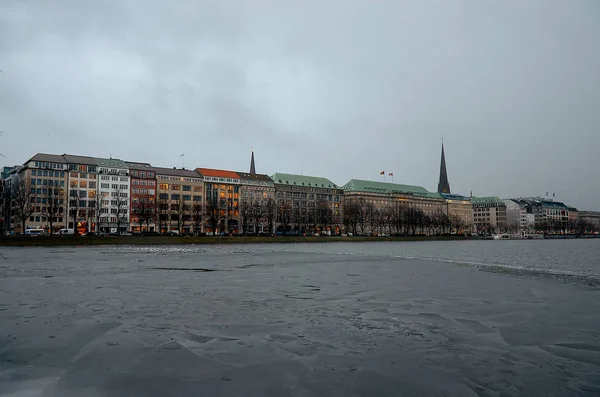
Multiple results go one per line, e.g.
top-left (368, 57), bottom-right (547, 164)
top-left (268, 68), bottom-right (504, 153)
top-left (1, 240), bottom-right (600, 396)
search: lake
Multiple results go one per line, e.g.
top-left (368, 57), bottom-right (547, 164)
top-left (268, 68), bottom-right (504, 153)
top-left (1, 240), bottom-right (599, 396)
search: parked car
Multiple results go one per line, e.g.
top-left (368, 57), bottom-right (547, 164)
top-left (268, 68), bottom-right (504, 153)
top-left (25, 228), bottom-right (45, 236)
top-left (120, 232), bottom-right (132, 236)
top-left (55, 228), bottom-right (74, 236)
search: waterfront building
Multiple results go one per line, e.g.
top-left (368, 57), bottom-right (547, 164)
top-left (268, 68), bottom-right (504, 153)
top-left (503, 199), bottom-right (529, 231)
top-left (472, 197), bottom-right (507, 234)
top-left (441, 193), bottom-right (474, 233)
top-left (94, 157), bottom-right (130, 233)
top-left (62, 154), bottom-right (101, 234)
top-left (342, 179), bottom-right (446, 235)
top-left (126, 161), bottom-right (157, 232)
top-left (578, 211), bottom-right (600, 231)
top-left (272, 173), bottom-right (343, 235)
top-left (196, 168), bottom-right (240, 234)
top-left (154, 167), bottom-right (204, 234)
top-left (15, 154), bottom-right (68, 234)
top-left (237, 150), bottom-right (275, 234)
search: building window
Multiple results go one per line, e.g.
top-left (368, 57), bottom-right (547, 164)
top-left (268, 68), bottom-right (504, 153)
top-left (159, 193), bottom-right (168, 200)
top-left (159, 184), bottom-right (168, 190)
top-left (171, 194), bottom-right (181, 200)
top-left (183, 195), bottom-right (191, 201)
top-left (183, 185), bottom-right (192, 191)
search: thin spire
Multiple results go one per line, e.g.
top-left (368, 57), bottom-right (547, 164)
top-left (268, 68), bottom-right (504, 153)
top-left (437, 141), bottom-right (451, 194)
top-left (249, 148), bottom-right (256, 175)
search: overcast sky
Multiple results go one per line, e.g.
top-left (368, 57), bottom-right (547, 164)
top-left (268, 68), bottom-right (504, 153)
top-left (1, 1), bottom-right (599, 209)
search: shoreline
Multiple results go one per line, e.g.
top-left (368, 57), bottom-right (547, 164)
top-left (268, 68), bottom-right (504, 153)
top-left (0, 235), bottom-right (477, 246)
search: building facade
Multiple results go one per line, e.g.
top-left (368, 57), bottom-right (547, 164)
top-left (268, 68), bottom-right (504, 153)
top-left (62, 155), bottom-right (101, 234)
top-left (127, 161), bottom-right (157, 232)
top-left (154, 167), bottom-right (204, 234)
top-left (342, 179), bottom-right (446, 235)
top-left (270, 173), bottom-right (343, 235)
top-left (96, 158), bottom-right (130, 233)
top-left (472, 197), bottom-right (507, 234)
top-left (237, 150), bottom-right (275, 234)
top-left (197, 168), bottom-right (240, 234)
top-left (16, 154), bottom-right (68, 234)
top-left (441, 193), bottom-right (473, 233)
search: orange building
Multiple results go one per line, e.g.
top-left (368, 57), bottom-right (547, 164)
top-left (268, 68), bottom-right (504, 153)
top-left (196, 168), bottom-right (241, 234)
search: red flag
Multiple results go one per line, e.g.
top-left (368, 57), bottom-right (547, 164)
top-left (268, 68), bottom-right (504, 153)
top-left (380, 171), bottom-right (385, 175)
top-left (389, 172), bottom-right (393, 176)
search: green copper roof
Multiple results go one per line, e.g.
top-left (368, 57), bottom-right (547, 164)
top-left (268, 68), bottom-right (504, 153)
top-left (271, 173), bottom-right (339, 189)
top-left (472, 196), bottom-right (504, 205)
top-left (343, 179), bottom-right (441, 198)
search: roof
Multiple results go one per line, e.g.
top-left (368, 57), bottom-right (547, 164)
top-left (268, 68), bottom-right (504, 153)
top-left (271, 173), bottom-right (339, 189)
top-left (126, 161), bottom-right (154, 170)
top-left (343, 179), bottom-right (432, 196)
top-left (153, 167), bottom-right (203, 179)
top-left (197, 168), bottom-right (240, 179)
top-left (441, 193), bottom-right (470, 201)
top-left (27, 153), bottom-right (67, 164)
top-left (236, 172), bottom-right (273, 183)
top-left (472, 196), bottom-right (505, 205)
top-left (93, 157), bottom-right (127, 168)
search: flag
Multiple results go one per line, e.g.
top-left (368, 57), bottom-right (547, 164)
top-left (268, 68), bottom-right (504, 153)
top-left (380, 171), bottom-right (385, 175)
top-left (180, 154), bottom-right (184, 157)
top-left (389, 172), bottom-right (393, 176)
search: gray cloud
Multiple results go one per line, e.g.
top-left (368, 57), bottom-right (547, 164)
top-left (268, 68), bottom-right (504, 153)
top-left (1, 0), bottom-right (599, 209)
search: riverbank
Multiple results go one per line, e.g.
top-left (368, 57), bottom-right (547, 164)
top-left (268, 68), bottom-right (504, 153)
top-left (0, 234), bottom-right (475, 246)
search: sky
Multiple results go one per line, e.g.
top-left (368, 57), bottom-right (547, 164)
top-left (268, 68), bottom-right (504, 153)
top-left (1, 0), bottom-right (599, 209)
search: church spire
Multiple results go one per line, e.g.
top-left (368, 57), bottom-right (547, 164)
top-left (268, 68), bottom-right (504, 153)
top-left (437, 141), bottom-right (450, 194)
top-left (249, 147), bottom-right (256, 175)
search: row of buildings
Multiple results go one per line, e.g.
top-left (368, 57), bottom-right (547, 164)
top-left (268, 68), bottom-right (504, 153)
top-left (1, 146), bottom-right (598, 236)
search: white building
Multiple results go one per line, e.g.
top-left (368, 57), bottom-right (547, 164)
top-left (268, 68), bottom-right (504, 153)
top-left (97, 158), bottom-right (131, 233)
top-left (504, 199), bottom-right (527, 231)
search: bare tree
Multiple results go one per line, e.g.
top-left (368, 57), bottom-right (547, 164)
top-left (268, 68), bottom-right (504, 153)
top-left (134, 195), bottom-right (154, 232)
top-left (205, 193), bottom-right (220, 234)
top-left (172, 198), bottom-right (190, 234)
top-left (265, 198), bottom-right (276, 234)
top-left (44, 182), bottom-right (65, 234)
top-left (12, 178), bottom-right (35, 234)
top-left (239, 199), bottom-right (251, 234)
top-left (192, 201), bottom-right (203, 235)
top-left (157, 198), bottom-right (170, 234)
top-left (343, 200), bottom-right (358, 235)
top-left (278, 200), bottom-right (292, 233)
top-left (356, 198), bottom-right (368, 235)
top-left (114, 186), bottom-right (129, 234)
top-left (69, 187), bottom-right (81, 236)
top-left (252, 199), bottom-right (264, 235)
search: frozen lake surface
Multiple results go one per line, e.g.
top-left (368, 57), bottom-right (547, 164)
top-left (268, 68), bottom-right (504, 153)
top-left (1, 240), bottom-right (600, 396)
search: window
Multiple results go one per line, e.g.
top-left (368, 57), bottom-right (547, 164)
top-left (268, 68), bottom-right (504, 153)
top-left (119, 193), bottom-right (128, 198)
top-left (119, 184), bottom-right (127, 190)
top-left (193, 186), bottom-right (201, 192)
top-left (80, 180), bottom-right (87, 188)
top-left (159, 184), bottom-right (168, 190)
top-left (70, 180), bottom-right (78, 188)
top-left (148, 189), bottom-right (155, 195)
top-left (159, 193), bottom-right (168, 200)
top-left (120, 177), bottom-right (128, 182)
top-left (111, 208), bottom-right (118, 214)
top-left (80, 173), bottom-right (87, 179)
top-left (43, 170), bottom-right (48, 176)
top-left (79, 190), bottom-right (87, 198)
top-left (193, 195), bottom-right (202, 202)
top-left (31, 170), bottom-right (36, 176)
top-left (171, 185), bottom-right (180, 191)
top-left (112, 176), bottom-right (118, 181)
top-left (183, 195), bottom-right (191, 201)
top-left (100, 183), bottom-right (109, 189)
top-left (101, 175), bottom-right (109, 180)
top-left (171, 194), bottom-right (180, 200)
top-left (111, 184), bottom-right (118, 189)
top-left (89, 181), bottom-right (96, 189)
top-left (35, 216), bottom-right (40, 222)
top-left (183, 185), bottom-right (191, 191)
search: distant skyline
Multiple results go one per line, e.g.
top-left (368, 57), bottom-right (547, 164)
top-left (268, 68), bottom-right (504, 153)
top-left (1, 1), bottom-right (599, 209)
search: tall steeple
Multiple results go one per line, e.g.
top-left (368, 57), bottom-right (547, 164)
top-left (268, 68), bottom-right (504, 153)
top-left (437, 141), bottom-right (451, 194)
top-left (249, 148), bottom-right (256, 175)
